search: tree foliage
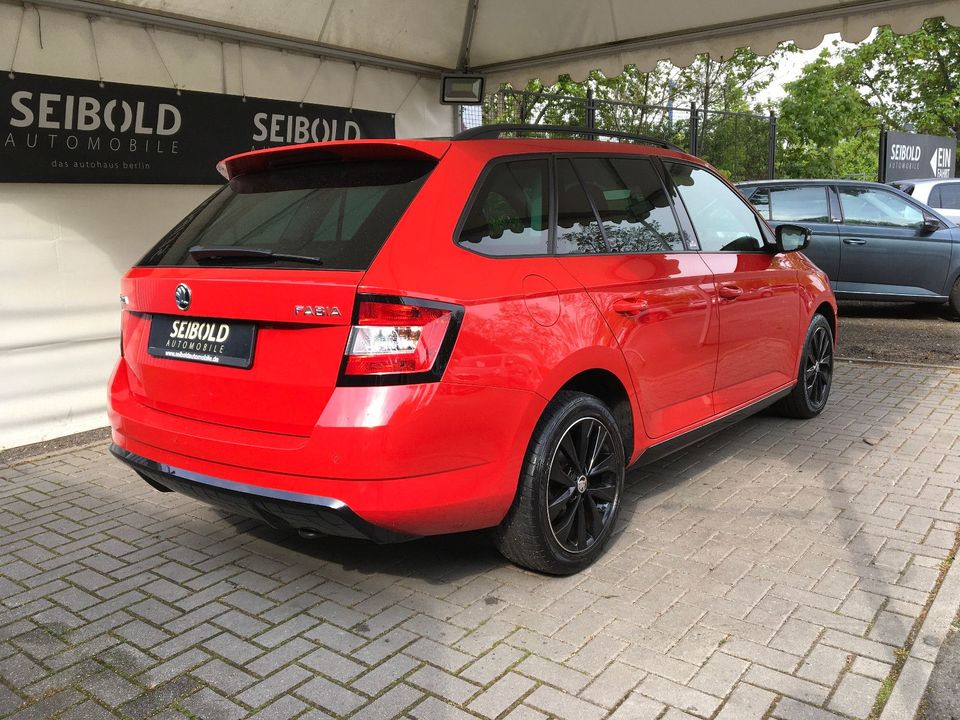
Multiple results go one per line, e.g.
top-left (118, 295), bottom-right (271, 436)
top-left (776, 52), bottom-right (879, 179)
top-left (776, 17), bottom-right (960, 179)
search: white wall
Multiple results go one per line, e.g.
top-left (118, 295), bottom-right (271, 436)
top-left (0, 3), bottom-right (453, 450)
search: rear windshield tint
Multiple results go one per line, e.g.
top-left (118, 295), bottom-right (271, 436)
top-left (139, 159), bottom-right (435, 271)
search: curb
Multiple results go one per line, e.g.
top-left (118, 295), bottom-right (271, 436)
top-left (879, 539), bottom-right (960, 720)
top-left (836, 357), bottom-right (960, 372)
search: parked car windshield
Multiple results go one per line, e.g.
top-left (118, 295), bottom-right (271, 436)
top-left (139, 159), bottom-right (436, 270)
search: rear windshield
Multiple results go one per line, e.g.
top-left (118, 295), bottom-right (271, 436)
top-left (139, 159), bottom-right (435, 270)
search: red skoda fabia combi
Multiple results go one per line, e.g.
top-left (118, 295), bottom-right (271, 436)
top-left (109, 126), bottom-right (837, 574)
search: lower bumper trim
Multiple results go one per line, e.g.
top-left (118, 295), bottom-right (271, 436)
top-left (110, 444), bottom-right (416, 543)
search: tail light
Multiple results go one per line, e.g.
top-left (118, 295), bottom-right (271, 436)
top-left (339, 295), bottom-right (463, 385)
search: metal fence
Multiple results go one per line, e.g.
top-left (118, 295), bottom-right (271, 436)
top-left (461, 89), bottom-right (777, 182)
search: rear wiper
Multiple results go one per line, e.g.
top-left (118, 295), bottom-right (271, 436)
top-left (188, 245), bottom-right (324, 266)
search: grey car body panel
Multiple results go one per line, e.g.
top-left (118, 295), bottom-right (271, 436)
top-left (738, 179), bottom-right (960, 301)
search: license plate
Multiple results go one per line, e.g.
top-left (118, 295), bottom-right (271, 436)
top-left (147, 315), bottom-right (256, 369)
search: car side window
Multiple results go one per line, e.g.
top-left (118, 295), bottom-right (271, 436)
top-left (569, 157), bottom-right (684, 253)
top-left (935, 183), bottom-right (960, 210)
top-left (556, 158), bottom-right (606, 254)
top-left (666, 163), bottom-right (767, 252)
top-left (838, 186), bottom-right (924, 229)
top-left (458, 159), bottom-right (550, 255)
top-left (768, 186), bottom-right (830, 222)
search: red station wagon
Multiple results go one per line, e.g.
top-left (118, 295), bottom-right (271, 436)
top-left (108, 125), bottom-right (837, 574)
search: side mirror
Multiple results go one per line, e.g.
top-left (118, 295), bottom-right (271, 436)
top-left (921, 213), bottom-right (942, 233)
top-left (775, 224), bottom-right (811, 253)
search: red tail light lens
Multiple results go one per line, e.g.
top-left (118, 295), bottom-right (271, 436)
top-left (341, 297), bottom-right (462, 384)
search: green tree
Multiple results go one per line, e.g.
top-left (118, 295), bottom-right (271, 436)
top-left (777, 51), bottom-right (879, 178)
top-left (776, 17), bottom-right (960, 179)
top-left (839, 17), bottom-right (960, 143)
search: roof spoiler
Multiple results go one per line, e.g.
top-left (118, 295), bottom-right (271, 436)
top-left (218, 140), bottom-right (448, 181)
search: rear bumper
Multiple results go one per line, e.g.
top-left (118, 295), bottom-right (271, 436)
top-left (111, 444), bottom-right (411, 543)
top-left (108, 358), bottom-right (546, 536)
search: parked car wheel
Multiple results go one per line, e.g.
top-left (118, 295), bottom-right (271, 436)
top-left (493, 391), bottom-right (625, 575)
top-left (775, 314), bottom-right (834, 419)
top-left (950, 278), bottom-right (960, 319)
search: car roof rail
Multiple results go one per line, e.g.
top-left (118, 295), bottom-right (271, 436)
top-left (454, 124), bottom-right (683, 152)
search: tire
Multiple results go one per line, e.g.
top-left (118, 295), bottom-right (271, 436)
top-left (949, 278), bottom-right (960, 320)
top-left (492, 391), bottom-right (625, 575)
top-left (775, 313), bottom-right (834, 419)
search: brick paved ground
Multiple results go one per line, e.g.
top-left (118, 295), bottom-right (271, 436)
top-left (1, 361), bottom-right (959, 720)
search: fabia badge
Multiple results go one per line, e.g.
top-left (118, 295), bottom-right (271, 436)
top-left (175, 283), bottom-right (191, 311)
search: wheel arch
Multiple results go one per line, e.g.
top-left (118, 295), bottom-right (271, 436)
top-left (813, 301), bottom-right (837, 341)
top-left (552, 368), bottom-right (636, 464)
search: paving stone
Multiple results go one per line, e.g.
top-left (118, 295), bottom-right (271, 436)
top-left (296, 675), bottom-right (367, 716)
top-left (351, 653), bottom-right (421, 696)
top-left (80, 669), bottom-right (144, 707)
top-left (828, 672), bottom-right (882, 718)
top-left (461, 643), bottom-right (526, 685)
top-left (580, 660), bottom-right (644, 709)
top-left (798, 644), bottom-right (851, 687)
top-left (352, 682), bottom-right (423, 720)
top-left (191, 658), bottom-right (256, 695)
top-left (608, 692), bottom-right (666, 720)
top-left (744, 664), bottom-right (831, 706)
top-left (408, 664), bottom-right (481, 704)
top-left (715, 683), bottom-right (777, 720)
top-left (236, 665), bottom-right (313, 708)
top-left (246, 695), bottom-right (310, 720)
top-left (409, 696), bottom-right (477, 720)
top-left (181, 687), bottom-right (247, 720)
top-left (637, 675), bottom-right (722, 717)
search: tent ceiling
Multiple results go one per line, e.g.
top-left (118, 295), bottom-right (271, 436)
top-left (24, 0), bottom-right (960, 87)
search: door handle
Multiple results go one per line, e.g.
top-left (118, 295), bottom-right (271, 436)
top-left (843, 238), bottom-right (867, 245)
top-left (612, 297), bottom-right (649, 316)
top-left (718, 284), bottom-right (743, 300)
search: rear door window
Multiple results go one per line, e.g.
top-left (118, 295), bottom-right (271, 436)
top-left (457, 159), bottom-right (550, 255)
top-left (568, 157), bottom-right (684, 253)
top-left (768, 186), bottom-right (830, 222)
top-left (139, 159), bottom-right (435, 270)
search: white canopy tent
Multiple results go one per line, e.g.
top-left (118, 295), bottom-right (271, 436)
top-left (1, 0), bottom-right (956, 449)
top-left (23, 0), bottom-right (960, 86)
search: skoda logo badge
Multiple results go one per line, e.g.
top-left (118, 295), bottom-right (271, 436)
top-left (175, 283), bottom-right (191, 311)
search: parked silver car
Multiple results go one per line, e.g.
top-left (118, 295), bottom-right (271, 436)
top-left (738, 179), bottom-right (960, 316)
top-left (890, 178), bottom-right (960, 224)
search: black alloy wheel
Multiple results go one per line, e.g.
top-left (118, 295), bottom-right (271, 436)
top-left (776, 313), bottom-right (834, 419)
top-left (547, 417), bottom-right (620, 553)
top-left (803, 323), bottom-right (832, 411)
top-left (493, 391), bottom-right (625, 575)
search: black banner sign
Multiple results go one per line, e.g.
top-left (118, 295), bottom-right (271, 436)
top-left (1, 72), bottom-right (395, 183)
top-left (880, 130), bottom-right (956, 182)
